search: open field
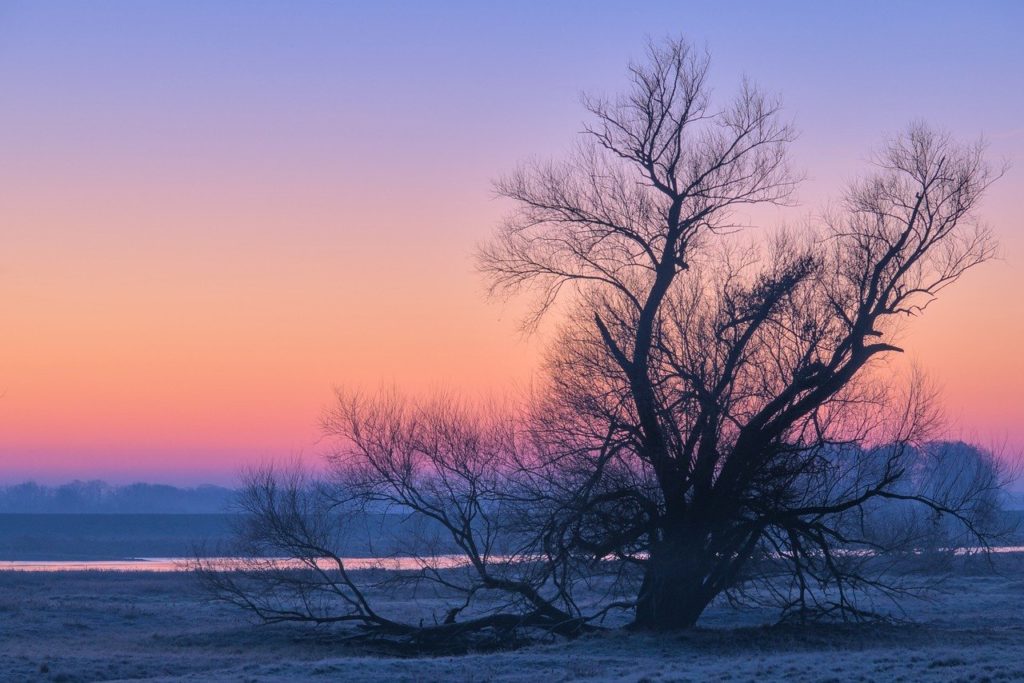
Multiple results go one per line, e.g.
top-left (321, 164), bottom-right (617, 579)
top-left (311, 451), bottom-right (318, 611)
top-left (3, 557), bottom-right (1024, 682)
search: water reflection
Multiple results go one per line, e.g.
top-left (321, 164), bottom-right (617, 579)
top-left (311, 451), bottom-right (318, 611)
top-left (2, 547), bottom-right (1021, 572)
top-left (0, 555), bottom-right (476, 572)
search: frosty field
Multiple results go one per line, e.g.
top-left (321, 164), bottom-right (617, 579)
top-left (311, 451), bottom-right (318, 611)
top-left (2, 557), bottom-right (1024, 682)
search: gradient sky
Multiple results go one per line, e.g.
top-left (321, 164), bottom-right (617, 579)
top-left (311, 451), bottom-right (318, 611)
top-left (1, 1), bottom-right (1021, 484)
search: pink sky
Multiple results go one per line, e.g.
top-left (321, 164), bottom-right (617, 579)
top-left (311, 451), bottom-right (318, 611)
top-left (0, 2), bottom-right (1021, 484)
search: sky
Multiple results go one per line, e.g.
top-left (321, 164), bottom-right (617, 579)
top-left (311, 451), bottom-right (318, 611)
top-left (0, 1), bottom-right (1021, 484)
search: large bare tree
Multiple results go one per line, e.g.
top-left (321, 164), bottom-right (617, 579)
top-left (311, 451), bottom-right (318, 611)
top-left (200, 37), bottom-right (1009, 639)
top-left (479, 37), bottom-right (1003, 629)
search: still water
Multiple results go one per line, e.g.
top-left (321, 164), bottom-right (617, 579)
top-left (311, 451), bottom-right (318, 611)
top-left (0, 555), bottom-right (476, 572)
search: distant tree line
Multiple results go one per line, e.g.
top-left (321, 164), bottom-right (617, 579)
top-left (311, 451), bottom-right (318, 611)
top-left (0, 480), bottom-right (236, 514)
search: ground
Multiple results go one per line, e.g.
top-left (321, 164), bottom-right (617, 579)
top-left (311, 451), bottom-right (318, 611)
top-left (2, 559), bottom-right (1024, 682)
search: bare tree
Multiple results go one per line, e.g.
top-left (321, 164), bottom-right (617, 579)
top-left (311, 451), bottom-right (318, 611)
top-left (201, 37), bottom-right (1010, 639)
top-left (480, 38), bottom-right (1005, 629)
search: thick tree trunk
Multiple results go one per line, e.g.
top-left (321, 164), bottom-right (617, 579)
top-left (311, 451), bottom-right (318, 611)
top-left (633, 532), bottom-right (717, 630)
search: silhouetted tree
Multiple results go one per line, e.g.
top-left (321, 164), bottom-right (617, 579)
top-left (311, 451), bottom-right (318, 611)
top-left (200, 37), bottom-right (1010, 640)
top-left (480, 37), bottom-right (1003, 629)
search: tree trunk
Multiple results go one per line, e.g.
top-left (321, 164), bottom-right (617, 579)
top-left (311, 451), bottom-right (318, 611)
top-left (633, 532), bottom-right (717, 630)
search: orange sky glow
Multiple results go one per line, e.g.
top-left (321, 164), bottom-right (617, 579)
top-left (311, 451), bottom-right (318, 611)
top-left (1, 2), bottom-right (1021, 484)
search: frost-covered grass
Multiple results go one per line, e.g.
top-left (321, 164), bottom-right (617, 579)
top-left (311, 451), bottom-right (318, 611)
top-left (3, 556), bottom-right (1024, 682)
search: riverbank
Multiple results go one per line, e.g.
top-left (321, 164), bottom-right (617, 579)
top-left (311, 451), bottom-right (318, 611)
top-left (3, 556), bottom-right (1024, 681)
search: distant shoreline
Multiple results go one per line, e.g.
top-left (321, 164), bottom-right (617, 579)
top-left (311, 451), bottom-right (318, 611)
top-left (0, 481), bottom-right (237, 514)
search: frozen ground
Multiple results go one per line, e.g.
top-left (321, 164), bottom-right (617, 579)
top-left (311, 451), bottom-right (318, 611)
top-left (2, 558), bottom-right (1024, 682)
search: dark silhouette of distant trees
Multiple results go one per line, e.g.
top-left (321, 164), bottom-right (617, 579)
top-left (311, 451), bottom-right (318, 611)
top-left (199, 37), bottom-right (1011, 640)
top-left (0, 480), bottom-right (235, 513)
